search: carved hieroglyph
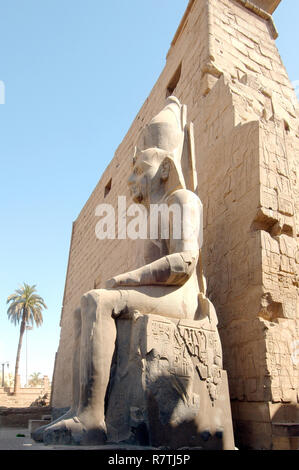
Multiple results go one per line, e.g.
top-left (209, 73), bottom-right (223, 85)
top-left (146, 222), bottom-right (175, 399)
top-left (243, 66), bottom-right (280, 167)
top-left (105, 313), bottom-right (233, 449)
top-left (33, 97), bottom-right (234, 449)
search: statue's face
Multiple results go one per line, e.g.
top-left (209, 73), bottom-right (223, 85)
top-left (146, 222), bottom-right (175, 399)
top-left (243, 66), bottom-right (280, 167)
top-left (127, 149), bottom-right (161, 204)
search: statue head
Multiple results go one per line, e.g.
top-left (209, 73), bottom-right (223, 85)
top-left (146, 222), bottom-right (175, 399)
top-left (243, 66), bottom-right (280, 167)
top-left (128, 96), bottom-right (188, 205)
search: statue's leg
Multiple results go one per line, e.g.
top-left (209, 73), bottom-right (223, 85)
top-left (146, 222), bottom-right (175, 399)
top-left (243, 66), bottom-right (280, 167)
top-left (76, 289), bottom-right (119, 430)
top-left (43, 289), bottom-right (124, 445)
top-left (70, 306), bottom-right (82, 412)
top-left (42, 284), bottom-right (197, 445)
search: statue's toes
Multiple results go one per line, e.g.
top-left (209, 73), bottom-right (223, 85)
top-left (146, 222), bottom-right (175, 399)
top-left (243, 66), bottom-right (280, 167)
top-left (42, 417), bottom-right (107, 446)
top-left (31, 422), bottom-right (50, 442)
top-left (31, 410), bottom-right (77, 443)
top-left (43, 419), bottom-right (82, 445)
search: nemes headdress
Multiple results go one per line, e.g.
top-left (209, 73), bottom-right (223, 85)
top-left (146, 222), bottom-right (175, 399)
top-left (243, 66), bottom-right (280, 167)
top-left (135, 96), bottom-right (198, 193)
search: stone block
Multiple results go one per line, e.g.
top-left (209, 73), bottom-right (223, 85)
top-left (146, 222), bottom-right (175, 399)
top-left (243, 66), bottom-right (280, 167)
top-left (231, 401), bottom-right (270, 423)
top-left (0, 407), bottom-right (51, 428)
top-left (269, 403), bottom-right (299, 422)
top-left (105, 314), bottom-right (235, 450)
top-left (234, 419), bottom-right (272, 450)
top-left (272, 436), bottom-right (299, 451)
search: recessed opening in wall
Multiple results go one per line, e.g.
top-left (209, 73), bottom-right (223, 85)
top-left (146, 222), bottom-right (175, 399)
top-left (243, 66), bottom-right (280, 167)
top-left (166, 63), bottom-right (182, 97)
top-left (284, 120), bottom-right (290, 133)
top-left (104, 178), bottom-right (112, 197)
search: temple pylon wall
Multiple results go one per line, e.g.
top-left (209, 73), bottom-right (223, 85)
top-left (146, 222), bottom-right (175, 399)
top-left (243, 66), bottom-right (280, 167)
top-left (51, 0), bottom-right (299, 449)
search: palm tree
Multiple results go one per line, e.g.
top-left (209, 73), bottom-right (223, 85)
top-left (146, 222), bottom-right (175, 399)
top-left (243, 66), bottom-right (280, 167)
top-left (6, 283), bottom-right (47, 394)
top-left (29, 372), bottom-right (43, 387)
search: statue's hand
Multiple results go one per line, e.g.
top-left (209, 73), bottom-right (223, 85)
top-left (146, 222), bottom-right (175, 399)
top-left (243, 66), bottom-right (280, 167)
top-left (105, 277), bottom-right (118, 288)
top-left (105, 272), bottom-right (140, 288)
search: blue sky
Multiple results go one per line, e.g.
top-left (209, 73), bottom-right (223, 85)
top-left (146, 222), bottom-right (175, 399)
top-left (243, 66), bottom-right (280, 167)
top-left (0, 1), bottom-right (298, 386)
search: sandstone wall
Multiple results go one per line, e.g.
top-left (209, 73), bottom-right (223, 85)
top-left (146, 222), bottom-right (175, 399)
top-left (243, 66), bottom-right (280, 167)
top-left (51, 0), bottom-right (299, 449)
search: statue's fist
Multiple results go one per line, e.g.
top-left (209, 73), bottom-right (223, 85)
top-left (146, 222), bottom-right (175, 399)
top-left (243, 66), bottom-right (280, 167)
top-left (105, 277), bottom-right (117, 288)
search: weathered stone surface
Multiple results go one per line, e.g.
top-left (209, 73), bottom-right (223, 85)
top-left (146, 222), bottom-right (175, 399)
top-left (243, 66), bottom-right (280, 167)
top-left (249, 0), bottom-right (281, 14)
top-left (50, 0), bottom-right (299, 450)
top-left (105, 314), bottom-right (234, 449)
top-left (0, 407), bottom-right (52, 428)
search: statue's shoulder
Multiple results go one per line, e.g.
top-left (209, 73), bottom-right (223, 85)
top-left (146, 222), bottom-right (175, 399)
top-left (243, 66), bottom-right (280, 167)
top-left (166, 188), bottom-right (202, 207)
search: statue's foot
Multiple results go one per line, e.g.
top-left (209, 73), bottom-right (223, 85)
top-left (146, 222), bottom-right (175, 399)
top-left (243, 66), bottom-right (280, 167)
top-left (31, 408), bottom-right (76, 442)
top-left (43, 416), bottom-right (107, 446)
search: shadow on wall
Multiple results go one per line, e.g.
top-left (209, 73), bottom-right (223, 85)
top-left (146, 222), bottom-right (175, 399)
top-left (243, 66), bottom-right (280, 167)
top-left (144, 375), bottom-right (224, 450)
top-left (232, 403), bottom-right (299, 450)
top-left (271, 404), bottom-right (299, 450)
top-left (105, 355), bottom-right (226, 449)
top-left (104, 314), bottom-right (235, 449)
top-left (106, 372), bottom-right (224, 450)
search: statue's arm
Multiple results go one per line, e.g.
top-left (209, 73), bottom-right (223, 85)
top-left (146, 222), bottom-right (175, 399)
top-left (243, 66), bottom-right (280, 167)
top-left (105, 250), bottom-right (198, 288)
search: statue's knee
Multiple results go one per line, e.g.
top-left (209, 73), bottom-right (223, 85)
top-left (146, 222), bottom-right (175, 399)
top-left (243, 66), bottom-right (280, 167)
top-left (81, 288), bottom-right (112, 314)
top-left (81, 288), bottom-right (122, 321)
top-left (81, 289), bottom-right (101, 312)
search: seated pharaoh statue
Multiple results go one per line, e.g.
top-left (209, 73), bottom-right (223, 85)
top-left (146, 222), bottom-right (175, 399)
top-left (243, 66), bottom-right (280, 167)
top-left (33, 97), bottom-right (234, 449)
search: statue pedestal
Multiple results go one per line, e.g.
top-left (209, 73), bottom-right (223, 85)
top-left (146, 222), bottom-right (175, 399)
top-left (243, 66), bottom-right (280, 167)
top-left (106, 313), bottom-right (235, 450)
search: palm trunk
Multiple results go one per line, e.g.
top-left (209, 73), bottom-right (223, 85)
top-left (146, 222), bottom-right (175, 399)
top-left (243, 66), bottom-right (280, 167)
top-left (13, 313), bottom-right (26, 394)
